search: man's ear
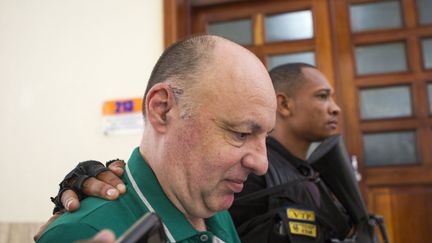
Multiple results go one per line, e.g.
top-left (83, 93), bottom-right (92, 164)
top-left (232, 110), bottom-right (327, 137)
top-left (276, 93), bottom-right (292, 117)
top-left (145, 83), bottom-right (176, 133)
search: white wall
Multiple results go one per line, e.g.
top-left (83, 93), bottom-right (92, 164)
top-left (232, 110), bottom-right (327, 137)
top-left (0, 0), bottom-right (163, 221)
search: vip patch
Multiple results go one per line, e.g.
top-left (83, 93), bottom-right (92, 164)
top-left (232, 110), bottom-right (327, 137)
top-left (288, 221), bottom-right (317, 237)
top-left (284, 207), bottom-right (317, 238)
top-left (286, 208), bottom-right (315, 222)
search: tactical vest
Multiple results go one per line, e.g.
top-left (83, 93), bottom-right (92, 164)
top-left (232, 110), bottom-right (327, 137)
top-left (235, 147), bottom-right (352, 243)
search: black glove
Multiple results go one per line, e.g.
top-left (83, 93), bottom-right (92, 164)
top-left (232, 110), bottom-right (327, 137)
top-left (50, 160), bottom-right (110, 214)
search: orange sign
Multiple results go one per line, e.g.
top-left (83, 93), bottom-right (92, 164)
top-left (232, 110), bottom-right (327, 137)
top-left (102, 98), bottom-right (142, 115)
top-left (102, 98), bottom-right (144, 135)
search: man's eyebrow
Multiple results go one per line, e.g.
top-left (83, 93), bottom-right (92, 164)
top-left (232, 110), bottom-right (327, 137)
top-left (317, 88), bottom-right (331, 93)
top-left (219, 119), bottom-right (267, 133)
top-left (315, 88), bottom-right (333, 95)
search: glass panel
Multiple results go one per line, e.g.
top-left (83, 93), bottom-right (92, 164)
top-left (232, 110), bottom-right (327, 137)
top-left (428, 83), bottom-right (432, 114)
top-left (364, 131), bottom-right (417, 166)
top-left (355, 42), bottom-right (407, 75)
top-left (360, 86), bottom-right (412, 119)
top-left (421, 38), bottom-right (432, 69)
top-left (265, 10), bottom-right (313, 42)
top-left (350, 0), bottom-right (402, 32)
top-left (208, 19), bottom-right (252, 45)
top-left (267, 52), bottom-right (315, 70)
top-left (417, 0), bottom-right (432, 25)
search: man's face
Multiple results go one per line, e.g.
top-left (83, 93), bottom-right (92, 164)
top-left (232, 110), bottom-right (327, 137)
top-left (162, 42), bottom-right (276, 220)
top-left (288, 67), bottom-right (341, 141)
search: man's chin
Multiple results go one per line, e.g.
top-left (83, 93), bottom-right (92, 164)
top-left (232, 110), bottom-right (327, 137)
top-left (319, 131), bottom-right (339, 140)
top-left (209, 194), bottom-right (235, 213)
top-left (222, 194), bottom-right (235, 209)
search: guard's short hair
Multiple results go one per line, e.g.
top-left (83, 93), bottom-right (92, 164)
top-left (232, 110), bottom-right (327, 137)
top-left (142, 35), bottom-right (216, 116)
top-left (269, 63), bottom-right (316, 97)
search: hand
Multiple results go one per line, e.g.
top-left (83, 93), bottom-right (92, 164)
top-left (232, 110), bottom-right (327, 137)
top-left (59, 159), bottom-right (127, 212)
top-left (34, 160), bottom-right (126, 241)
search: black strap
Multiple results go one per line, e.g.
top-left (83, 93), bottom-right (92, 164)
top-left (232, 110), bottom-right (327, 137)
top-left (234, 177), bottom-right (309, 204)
top-left (314, 179), bottom-right (352, 240)
top-left (236, 171), bottom-right (352, 241)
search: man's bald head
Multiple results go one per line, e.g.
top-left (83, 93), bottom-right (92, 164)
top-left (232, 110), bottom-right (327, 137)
top-left (143, 35), bottom-right (217, 118)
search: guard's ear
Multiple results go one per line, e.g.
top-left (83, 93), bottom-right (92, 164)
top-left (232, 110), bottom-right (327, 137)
top-left (276, 92), bottom-right (292, 117)
top-left (145, 83), bottom-right (177, 133)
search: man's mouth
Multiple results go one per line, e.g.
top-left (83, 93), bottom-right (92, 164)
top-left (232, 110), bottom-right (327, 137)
top-left (327, 120), bottom-right (338, 129)
top-left (225, 179), bottom-right (244, 193)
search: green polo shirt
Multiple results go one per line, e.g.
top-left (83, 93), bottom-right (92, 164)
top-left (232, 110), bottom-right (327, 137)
top-left (37, 147), bottom-right (240, 243)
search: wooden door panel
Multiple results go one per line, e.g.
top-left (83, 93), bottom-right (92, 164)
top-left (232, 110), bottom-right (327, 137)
top-left (367, 187), bottom-right (395, 243)
top-left (368, 185), bottom-right (432, 243)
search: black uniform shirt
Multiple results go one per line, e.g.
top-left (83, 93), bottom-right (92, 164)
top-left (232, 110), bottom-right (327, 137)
top-left (229, 137), bottom-right (352, 242)
top-left (230, 137), bottom-right (321, 227)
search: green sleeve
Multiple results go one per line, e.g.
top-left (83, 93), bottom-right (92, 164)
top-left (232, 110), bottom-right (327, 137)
top-left (36, 222), bottom-right (99, 243)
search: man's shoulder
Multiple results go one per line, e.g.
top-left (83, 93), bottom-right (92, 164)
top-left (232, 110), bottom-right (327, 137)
top-left (37, 196), bottom-right (141, 242)
top-left (36, 221), bottom-right (98, 243)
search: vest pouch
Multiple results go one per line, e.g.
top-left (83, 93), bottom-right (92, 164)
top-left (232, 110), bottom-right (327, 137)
top-left (237, 204), bottom-right (327, 243)
top-left (237, 207), bottom-right (290, 243)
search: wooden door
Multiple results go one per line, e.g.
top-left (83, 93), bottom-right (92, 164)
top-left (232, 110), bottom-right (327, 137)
top-left (331, 1), bottom-right (432, 242)
top-left (163, 0), bottom-right (432, 242)
top-left (190, 0), bottom-right (337, 89)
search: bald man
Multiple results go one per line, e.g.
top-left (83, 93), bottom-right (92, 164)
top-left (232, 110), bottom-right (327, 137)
top-left (36, 35), bottom-right (276, 243)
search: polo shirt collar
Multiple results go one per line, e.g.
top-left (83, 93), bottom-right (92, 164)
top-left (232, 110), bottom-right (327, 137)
top-left (126, 147), bottom-right (229, 242)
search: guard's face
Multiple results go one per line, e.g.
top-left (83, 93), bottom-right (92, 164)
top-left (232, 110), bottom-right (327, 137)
top-left (288, 67), bottom-right (341, 141)
top-left (162, 42), bottom-right (276, 220)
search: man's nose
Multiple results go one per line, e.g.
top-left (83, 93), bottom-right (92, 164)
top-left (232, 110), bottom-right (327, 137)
top-left (241, 139), bottom-right (268, 176)
top-left (330, 98), bottom-right (341, 116)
